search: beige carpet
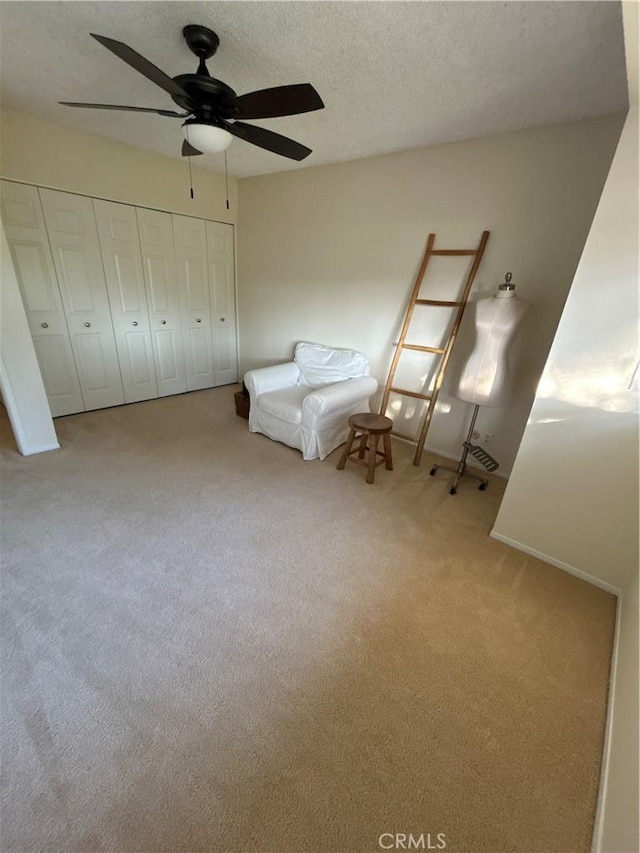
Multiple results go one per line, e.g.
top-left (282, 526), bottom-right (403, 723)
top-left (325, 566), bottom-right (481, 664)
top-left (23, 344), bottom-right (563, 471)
top-left (0, 389), bottom-right (616, 853)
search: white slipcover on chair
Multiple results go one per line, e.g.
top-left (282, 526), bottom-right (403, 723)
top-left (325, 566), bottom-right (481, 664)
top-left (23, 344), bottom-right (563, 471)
top-left (244, 342), bottom-right (378, 460)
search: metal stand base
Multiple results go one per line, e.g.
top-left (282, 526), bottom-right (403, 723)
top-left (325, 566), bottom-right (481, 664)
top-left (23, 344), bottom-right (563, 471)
top-left (429, 404), bottom-right (489, 495)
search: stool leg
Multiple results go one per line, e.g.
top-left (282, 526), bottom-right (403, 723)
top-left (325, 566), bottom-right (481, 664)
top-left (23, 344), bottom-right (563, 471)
top-left (358, 432), bottom-right (367, 459)
top-left (337, 428), bottom-right (357, 470)
top-left (366, 433), bottom-right (380, 484)
top-left (383, 433), bottom-right (393, 470)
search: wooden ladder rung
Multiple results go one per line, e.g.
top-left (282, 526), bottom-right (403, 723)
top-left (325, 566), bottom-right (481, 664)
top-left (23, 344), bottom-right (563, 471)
top-left (390, 387), bottom-right (432, 401)
top-left (430, 249), bottom-right (477, 256)
top-left (402, 344), bottom-right (445, 354)
top-left (415, 299), bottom-right (462, 307)
top-left (391, 429), bottom-right (419, 442)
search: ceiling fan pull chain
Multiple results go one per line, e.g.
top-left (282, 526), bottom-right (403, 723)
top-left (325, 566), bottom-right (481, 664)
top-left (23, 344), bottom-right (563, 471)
top-left (186, 125), bottom-right (195, 199)
top-left (225, 150), bottom-right (230, 210)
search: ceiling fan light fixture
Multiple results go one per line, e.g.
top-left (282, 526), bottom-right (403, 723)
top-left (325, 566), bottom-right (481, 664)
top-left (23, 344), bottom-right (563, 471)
top-left (183, 121), bottom-right (233, 153)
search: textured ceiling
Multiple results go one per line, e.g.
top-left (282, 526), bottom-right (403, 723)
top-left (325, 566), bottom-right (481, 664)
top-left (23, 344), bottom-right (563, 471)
top-left (0, 1), bottom-right (628, 178)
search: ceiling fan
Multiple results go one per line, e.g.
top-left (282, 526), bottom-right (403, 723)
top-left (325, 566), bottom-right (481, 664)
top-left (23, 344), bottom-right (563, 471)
top-left (60, 24), bottom-right (325, 161)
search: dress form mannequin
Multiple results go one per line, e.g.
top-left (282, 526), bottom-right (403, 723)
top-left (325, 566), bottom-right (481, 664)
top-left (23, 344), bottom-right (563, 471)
top-left (457, 273), bottom-right (531, 407)
top-left (430, 273), bottom-right (531, 494)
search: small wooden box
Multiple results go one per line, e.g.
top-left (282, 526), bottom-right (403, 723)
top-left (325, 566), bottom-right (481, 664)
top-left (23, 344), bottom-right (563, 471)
top-left (234, 385), bottom-right (250, 419)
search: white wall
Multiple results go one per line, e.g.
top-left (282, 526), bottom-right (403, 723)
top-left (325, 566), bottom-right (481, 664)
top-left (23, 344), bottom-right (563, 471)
top-left (491, 110), bottom-right (638, 592)
top-left (0, 226), bottom-right (59, 455)
top-left (492, 108), bottom-right (639, 851)
top-left (237, 115), bottom-right (624, 474)
top-left (0, 108), bottom-right (238, 223)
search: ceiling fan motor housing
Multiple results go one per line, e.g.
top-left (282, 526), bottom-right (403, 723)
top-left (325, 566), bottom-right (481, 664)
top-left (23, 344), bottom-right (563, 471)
top-left (171, 74), bottom-right (238, 119)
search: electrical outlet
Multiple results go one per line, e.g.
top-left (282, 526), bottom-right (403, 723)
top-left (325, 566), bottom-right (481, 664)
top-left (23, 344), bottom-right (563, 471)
top-left (471, 429), bottom-right (480, 440)
top-left (482, 432), bottom-right (494, 447)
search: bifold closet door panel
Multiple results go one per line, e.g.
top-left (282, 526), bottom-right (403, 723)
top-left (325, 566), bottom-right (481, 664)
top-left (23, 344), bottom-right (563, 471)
top-left (207, 221), bottom-right (238, 386)
top-left (0, 181), bottom-right (84, 417)
top-left (172, 214), bottom-right (216, 391)
top-left (38, 188), bottom-right (125, 411)
top-left (94, 200), bottom-right (158, 403)
top-left (136, 208), bottom-right (187, 397)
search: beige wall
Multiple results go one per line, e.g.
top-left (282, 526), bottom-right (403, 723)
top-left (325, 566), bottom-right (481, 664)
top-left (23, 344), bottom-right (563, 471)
top-left (0, 108), bottom-right (237, 223)
top-left (237, 114), bottom-right (624, 474)
top-left (623, 2), bottom-right (639, 106)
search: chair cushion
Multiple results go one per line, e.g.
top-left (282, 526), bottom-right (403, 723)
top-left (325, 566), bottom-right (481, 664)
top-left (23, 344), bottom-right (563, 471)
top-left (258, 385), bottom-right (312, 425)
top-left (294, 341), bottom-right (370, 388)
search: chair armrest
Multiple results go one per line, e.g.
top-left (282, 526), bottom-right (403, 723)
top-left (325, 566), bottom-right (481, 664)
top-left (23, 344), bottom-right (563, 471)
top-left (303, 376), bottom-right (378, 416)
top-left (244, 362), bottom-right (300, 398)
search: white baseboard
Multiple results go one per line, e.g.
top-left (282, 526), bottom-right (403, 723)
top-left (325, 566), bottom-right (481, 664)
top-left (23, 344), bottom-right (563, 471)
top-left (591, 590), bottom-right (623, 852)
top-left (489, 531), bottom-right (622, 596)
top-left (488, 533), bottom-right (625, 851)
top-left (489, 531), bottom-right (624, 851)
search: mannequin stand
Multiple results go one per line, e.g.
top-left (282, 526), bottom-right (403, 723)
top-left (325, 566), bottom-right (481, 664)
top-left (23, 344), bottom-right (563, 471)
top-left (429, 404), bottom-right (498, 495)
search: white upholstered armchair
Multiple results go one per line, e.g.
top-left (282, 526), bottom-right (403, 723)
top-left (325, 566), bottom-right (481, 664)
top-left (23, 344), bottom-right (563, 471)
top-left (244, 342), bottom-right (378, 461)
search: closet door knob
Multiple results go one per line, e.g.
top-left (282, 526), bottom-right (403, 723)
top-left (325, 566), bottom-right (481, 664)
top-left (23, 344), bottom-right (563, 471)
top-left (220, 317), bottom-right (225, 322)
top-left (132, 321), bottom-right (139, 326)
top-left (84, 322), bottom-right (91, 328)
top-left (160, 320), bottom-right (167, 325)
top-left (196, 318), bottom-right (202, 323)
top-left (41, 322), bottom-right (49, 329)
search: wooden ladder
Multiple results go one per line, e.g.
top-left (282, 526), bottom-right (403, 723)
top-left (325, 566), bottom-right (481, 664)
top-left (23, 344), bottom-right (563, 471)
top-left (380, 230), bottom-right (490, 466)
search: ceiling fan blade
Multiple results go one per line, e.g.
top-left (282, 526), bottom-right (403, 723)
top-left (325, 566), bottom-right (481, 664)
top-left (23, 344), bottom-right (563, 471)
top-left (60, 102), bottom-right (188, 117)
top-left (182, 139), bottom-right (203, 157)
top-left (231, 84), bottom-right (324, 120)
top-left (227, 121), bottom-right (312, 161)
top-left (91, 33), bottom-right (194, 103)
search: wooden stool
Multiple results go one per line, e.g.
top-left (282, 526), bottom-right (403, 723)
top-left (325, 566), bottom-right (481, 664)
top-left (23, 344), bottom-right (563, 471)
top-left (337, 413), bottom-right (394, 484)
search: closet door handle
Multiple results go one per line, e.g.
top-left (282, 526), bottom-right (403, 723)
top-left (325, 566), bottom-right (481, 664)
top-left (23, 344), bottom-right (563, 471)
top-left (132, 321), bottom-right (139, 326)
top-left (41, 322), bottom-right (49, 329)
top-left (84, 322), bottom-right (91, 328)
top-left (196, 318), bottom-right (202, 323)
top-left (160, 320), bottom-right (167, 325)
top-left (220, 317), bottom-right (225, 322)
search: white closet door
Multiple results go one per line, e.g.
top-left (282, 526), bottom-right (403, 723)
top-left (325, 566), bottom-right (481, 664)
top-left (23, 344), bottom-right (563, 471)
top-left (207, 221), bottom-right (238, 386)
top-left (136, 208), bottom-right (187, 397)
top-left (173, 214), bottom-right (215, 391)
top-left (39, 188), bottom-right (124, 411)
top-left (94, 200), bottom-right (158, 403)
top-left (0, 181), bottom-right (84, 417)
